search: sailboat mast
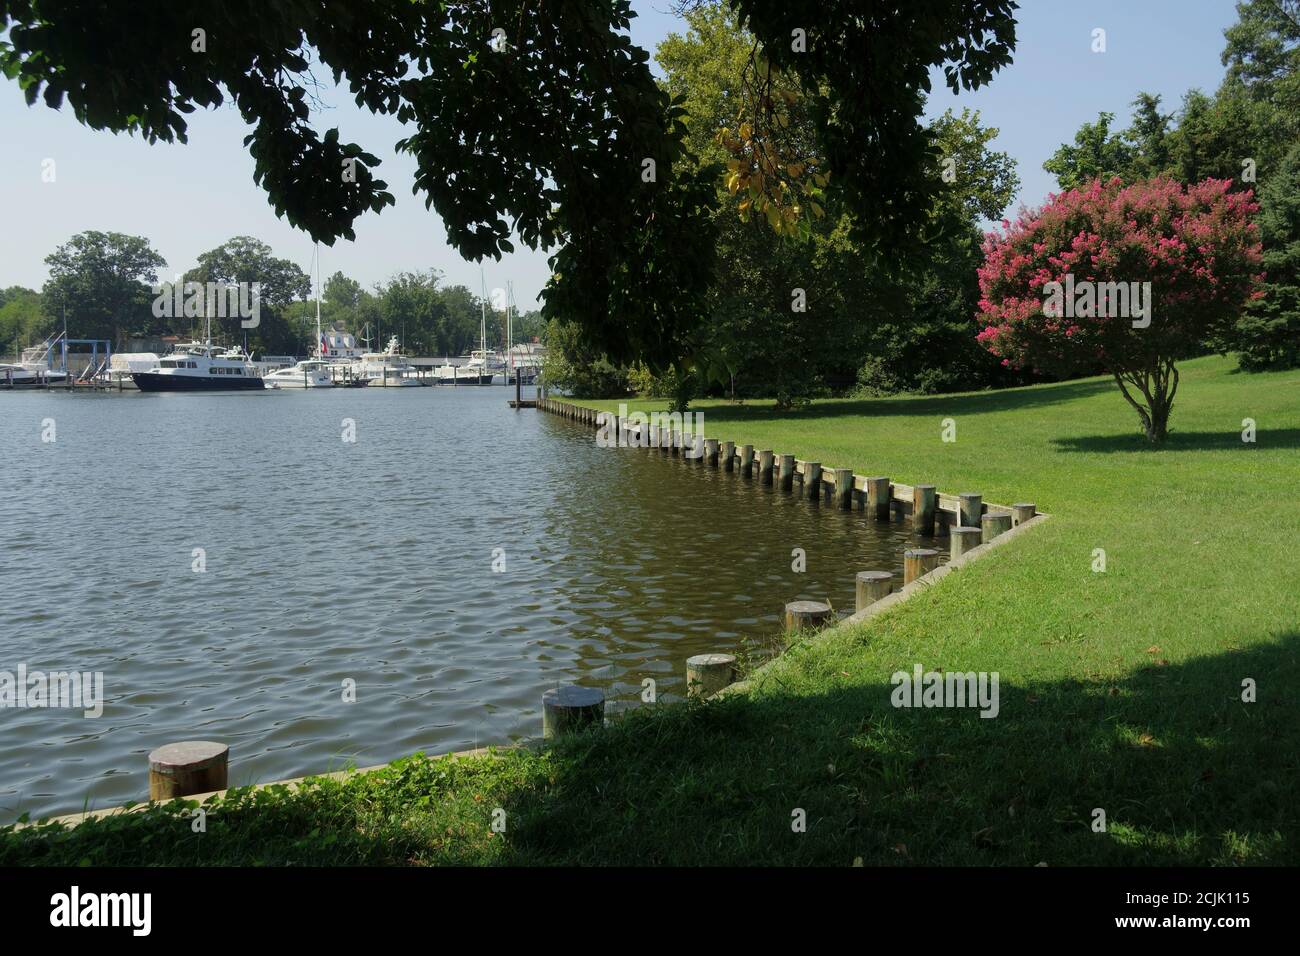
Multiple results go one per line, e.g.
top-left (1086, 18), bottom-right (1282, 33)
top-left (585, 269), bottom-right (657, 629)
top-left (314, 242), bottom-right (322, 358)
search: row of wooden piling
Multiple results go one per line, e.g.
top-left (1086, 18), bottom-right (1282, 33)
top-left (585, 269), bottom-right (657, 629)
top-left (129, 401), bottom-right (1037, 804)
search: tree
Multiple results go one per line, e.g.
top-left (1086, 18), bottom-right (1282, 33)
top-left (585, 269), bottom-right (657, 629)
top-left (1, 0), bottom-right (1019, 367)
top-left (1043, 113), bottom-right (1137, 191)
top-left (655, 5), bottom-right (1022, 403)
top-left (1222, 0), bottom-right (1300, 141)
top-left (977, 177), bottom-right (1263, 442)
top-left (42, 231), bottom-right (166, 343)
top-left (183, 236), bottom-right (311, 353)
top-left (0, 286), bottom-right (45, 354)
top-left (1235, 143), bottom-right (1300, 369)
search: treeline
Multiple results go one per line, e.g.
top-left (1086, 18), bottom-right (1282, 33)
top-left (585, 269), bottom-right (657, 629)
top-left (545, 0), bottom-right (1300, 402)
top-left (1, 233), bottom-right (543, 358)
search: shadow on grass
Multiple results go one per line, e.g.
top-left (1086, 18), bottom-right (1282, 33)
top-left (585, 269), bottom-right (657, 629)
top-left (691, 377), bottom-right (1117, 423)
top-left (1051, 429), bottom-right (1300, 453)
top-left (3, 637), bottom-right (1296, 866)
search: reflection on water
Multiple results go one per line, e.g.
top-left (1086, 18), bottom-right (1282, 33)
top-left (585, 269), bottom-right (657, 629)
top-left (0, 387), bottom-right (939, 821)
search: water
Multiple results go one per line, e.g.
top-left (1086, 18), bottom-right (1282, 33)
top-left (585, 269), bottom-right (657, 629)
top-left (0, 386), bottom-right (940, 821)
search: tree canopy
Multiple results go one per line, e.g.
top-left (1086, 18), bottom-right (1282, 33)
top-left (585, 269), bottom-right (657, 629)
top-left (0, 0), bottom-right (1018, 368)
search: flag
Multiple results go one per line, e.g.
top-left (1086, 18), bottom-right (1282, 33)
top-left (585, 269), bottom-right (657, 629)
top-left (320, 333), bottom-right (329, 355)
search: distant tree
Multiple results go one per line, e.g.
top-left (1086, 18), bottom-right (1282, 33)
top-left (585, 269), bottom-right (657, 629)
top-left (42, 231), bottom-right (166, 344)
top-left (323, 272), bottom-right (363, 312)
top-left (1166, 84), bottom-right (1282, 188)
top-left (977, 178), bottom-right (1263, 442)
top-left (1222, 0), bottom-right (1300, 140)
top-left (1234, 143), bottom-right (1300, 369)
top-left (0, 287), bottom-right (46, 355)
top-left (1043, 113), bottom-right (1137, 191)
top-left (183, 236), bottom-right (311, 353)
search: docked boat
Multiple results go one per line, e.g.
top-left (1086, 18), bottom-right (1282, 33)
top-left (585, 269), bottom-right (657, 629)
top-left (0, 339), bottom-right (69, 387)
top-left (433, 354), bottom-right (495, 385)
top-left (263, 358), bottom-right (334, 388)
top-left (355, 336), bottom-right (423, 386)
top-left (131, 342), bottom-right (266, 391)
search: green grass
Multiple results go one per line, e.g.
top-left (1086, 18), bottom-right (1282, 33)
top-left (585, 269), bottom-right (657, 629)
top-left (4, 353), bottom-right (1298, 865)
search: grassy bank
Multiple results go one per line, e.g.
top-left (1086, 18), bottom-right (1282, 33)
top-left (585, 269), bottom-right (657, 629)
top-left (4, 353), bottom-right (1297, 865)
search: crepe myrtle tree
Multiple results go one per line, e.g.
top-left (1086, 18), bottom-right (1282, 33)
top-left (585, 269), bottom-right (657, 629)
top-left (0, 0), bottom-right (1016, 369)
top-left (976, 177), bottom-right (1262, 442)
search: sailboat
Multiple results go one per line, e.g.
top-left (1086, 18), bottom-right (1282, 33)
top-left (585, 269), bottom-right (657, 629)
top-left (264, 243), bottom-right (335, 389)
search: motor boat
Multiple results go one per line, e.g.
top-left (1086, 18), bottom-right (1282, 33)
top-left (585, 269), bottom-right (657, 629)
top-left (131, 342), bottom-right (266, 391)
top-left (263, 358), bottom-right (334, 388)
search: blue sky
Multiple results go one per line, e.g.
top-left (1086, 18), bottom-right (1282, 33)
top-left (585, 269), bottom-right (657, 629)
top-left (0, 1), bottom-right (1240, 309)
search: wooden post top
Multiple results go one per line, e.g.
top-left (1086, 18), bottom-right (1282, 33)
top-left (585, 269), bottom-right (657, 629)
top-left (148, 741), bottom-right (228, 773)
top-left (542, 685), bottom-right (604, 708)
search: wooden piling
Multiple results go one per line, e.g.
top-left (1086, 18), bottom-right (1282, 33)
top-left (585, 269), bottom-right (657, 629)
top-left (692, 434), bottom-right (706, 463)
top-left (903, 548), bottom-right (940, 584)
top-left (686, 653), bottom-right (737, 698)
top-left (913, 485), bottom-right (938, 536)
top-left (784, 600), bottom-right (832, 630)
top-left (542, 685), bottom-right (605, 739)
top-left (740, 444), bottom-right (755, 477)
top-left (778, 454), bottom-right (795, 491)
top-left (148, 741), bottom-right (229, 801)
top-left (867, 477), bottom-right (891, 521)
top-left (834, 468), bottom-right (854, 510)
top-left (804, 462), bottom-right (822, 501)
top-left (1011, 502), bottom-right (1037, 526)
top-left (950, 526), bottom-right (983, 559)
top-left (704, 438), bottom-right (719, 467)
top-left (670, 430), bottom-right (680, 456)
top-left (855, 571), bottom-right (894, 612)
top-left (758, 449), bottom-right (774, 485)
top-left (981, 512), bottom-right (1013, 543)
top-left (722, 440), bottom-right (735, 472)
top-left (958, 493), bottom-right (983, 528)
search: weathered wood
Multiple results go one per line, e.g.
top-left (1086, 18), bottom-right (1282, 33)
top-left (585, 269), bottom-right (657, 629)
top-left (950, 526), bottom-right (983, 559)
top-left (903, 548), bottom-right (941, 585)
top-left (981, 512), bottom-right (1013, 543)
top-left (784, 600), bottom-right (832, 630)
top-left (148, 741), bottom-right (229, 800)
top-left (1011, 502), bottom-right (1037, 525)
top-left (958, 493), bottom-right (983, 528)
top-left (721, 440), bottom-right (735, 472)
top-left (804, 461), bottom-right (822, 500)
top-left (670, 430), bottom-right (680, 456)
top-left (855, 571), bottom-right (894, 612)
top-left (758, 449), bottom-right (774, 485)
top-left (834, 468), bottom-right (854, 510)
top-left (913, 484), bottom-right (938, 536)
top-left (686, 653), bottom-right (738, 698)
top-left (691, 434), bottom-right (706, 463)
top-left (740, 444), bottom-right (755, 477)
top-left (542, 685), bottom-right (605, 739)
top-left (778, 453), bottom-right (795, 491)
top-left (867, 477), bottom-right (891, 521)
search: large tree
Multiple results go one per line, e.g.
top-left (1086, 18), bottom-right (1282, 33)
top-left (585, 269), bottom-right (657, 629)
top-left (0, 0), bottom-right (1017, 367)
top-left (182, 236), bottom-right (310, 353)
top-left (42, 231), bottom-right (166, 344)
top-left (1234, 142), bottom-right (1300, 369)
top-left (977, 177), bottom-right (1262, 442)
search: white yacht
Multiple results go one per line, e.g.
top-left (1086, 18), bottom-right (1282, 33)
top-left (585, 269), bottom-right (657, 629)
top-left (0, 339), bottom-right (69, 387)
top-left (355, 336), bottom-right (422, 386)
top-left (263, 358), bottom-right (334, 388)
top-left (131, 342), bottom-right (265, 391)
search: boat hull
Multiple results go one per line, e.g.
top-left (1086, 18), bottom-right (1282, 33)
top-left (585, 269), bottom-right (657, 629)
top-left (131, 372), bottom-right (266, 392)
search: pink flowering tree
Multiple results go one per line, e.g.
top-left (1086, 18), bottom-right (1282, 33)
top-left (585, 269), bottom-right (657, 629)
top-left (976, 177), bottom-right (1263, 442)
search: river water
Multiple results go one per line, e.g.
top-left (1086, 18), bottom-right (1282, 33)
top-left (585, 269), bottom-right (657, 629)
top-left (0, 385), bottom-right (940, 821)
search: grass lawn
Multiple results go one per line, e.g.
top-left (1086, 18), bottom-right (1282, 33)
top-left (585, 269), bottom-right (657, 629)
top-left (4, 353), bottom-right (1297, 865)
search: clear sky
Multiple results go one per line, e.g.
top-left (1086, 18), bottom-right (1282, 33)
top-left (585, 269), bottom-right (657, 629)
top-left (0, 1), bottom-right (1240, 309)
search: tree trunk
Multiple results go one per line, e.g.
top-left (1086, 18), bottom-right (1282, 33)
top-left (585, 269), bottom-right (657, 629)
top-left (1113, 360), bottom-right (1179, 444)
